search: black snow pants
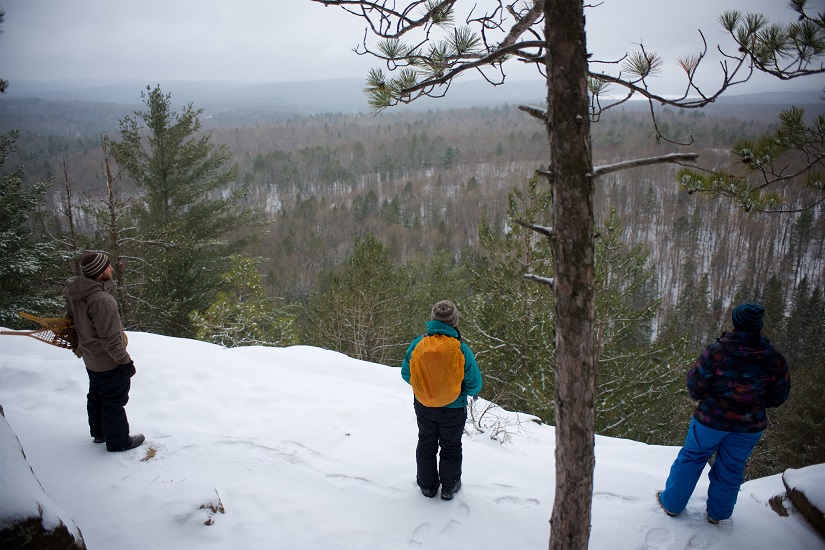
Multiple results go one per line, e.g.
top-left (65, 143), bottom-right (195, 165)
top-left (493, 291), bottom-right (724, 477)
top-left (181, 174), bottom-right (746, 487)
top-left (86, 362), bottom-right (135, 451)
top-left (414, 398), bottom-right (466, 492)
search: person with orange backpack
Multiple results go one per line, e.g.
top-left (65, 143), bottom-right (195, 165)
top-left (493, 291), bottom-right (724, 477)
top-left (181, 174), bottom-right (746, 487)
top-left (401, 300), bottom-right (482, 501)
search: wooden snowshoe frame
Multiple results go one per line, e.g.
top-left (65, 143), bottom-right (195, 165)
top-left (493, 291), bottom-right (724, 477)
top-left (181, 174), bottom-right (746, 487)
top-left (0, 312), bottom-right (127, 358)
top-left (0, 312), bottom-right (79, 352)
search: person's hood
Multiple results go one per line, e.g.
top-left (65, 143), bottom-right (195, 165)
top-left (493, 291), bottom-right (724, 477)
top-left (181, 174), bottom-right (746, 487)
top-left (63, 276), bottom-right (110, 301)
top-left (425, 319), bottom-right (460, 340)
top-left (718, 331), bottom-right (773, 360)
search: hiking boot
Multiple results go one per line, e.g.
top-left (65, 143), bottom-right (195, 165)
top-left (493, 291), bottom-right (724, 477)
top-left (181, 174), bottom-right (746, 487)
top-left (657, 491), bottom-right (678, 517)
top-left (93, 436), bottom-right (105, 444)
top-left (707, 515), bottom-right (720, 525)
top-left (125, 434), bottom-right (145, 450)
top-left (109, 434), bottom-right (145, 452)
top-left (420, 486), bottom-right (438, 498)
top-left (441, 480), bottom-right (461, 501)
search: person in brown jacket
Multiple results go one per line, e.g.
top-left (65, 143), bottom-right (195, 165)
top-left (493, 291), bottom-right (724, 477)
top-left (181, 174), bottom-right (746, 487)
top-left (64, 252), bottom-right (144, 452)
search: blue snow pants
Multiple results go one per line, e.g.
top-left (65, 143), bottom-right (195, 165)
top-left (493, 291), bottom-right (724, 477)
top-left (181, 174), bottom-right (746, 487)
top-left (659, 418), bottom-right (762, 521)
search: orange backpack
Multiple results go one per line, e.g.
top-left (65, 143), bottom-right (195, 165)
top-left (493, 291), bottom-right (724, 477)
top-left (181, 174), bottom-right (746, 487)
top-left (410, 334), bottom-right (465, 407)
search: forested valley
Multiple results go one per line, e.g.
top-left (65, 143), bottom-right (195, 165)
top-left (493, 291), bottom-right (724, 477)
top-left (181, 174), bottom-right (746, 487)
top-left (1, 91), bottom-right (823, 479)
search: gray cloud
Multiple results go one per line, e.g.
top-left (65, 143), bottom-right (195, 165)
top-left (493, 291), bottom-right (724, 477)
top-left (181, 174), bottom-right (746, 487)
top-left (0, 0), bottom-right (820, 96)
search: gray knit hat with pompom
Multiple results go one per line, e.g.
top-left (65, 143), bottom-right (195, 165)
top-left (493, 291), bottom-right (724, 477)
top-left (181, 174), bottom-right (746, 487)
top-left (431, 300), bottom-right (459, 327)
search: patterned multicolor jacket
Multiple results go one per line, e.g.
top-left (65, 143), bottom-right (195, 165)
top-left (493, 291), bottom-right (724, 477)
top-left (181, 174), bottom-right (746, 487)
top-left (687, 331), bottom-right (790, 433)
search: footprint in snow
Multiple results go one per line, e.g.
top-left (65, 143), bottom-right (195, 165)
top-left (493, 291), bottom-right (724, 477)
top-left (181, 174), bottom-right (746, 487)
top-left (593, 491), bottom-right (636, 504)
top-left (685, 533), bottom-right (711, 549)
top-left (494, 495), bottom-right (541, 507)
top-left (439, 502), bottom-right (470, 534)
top-left (409, 523), bottom-right (432, 547)
top-left (327, 473), bottom-right (371, 485)
top-left (641, 526), bottom-right (673, 550)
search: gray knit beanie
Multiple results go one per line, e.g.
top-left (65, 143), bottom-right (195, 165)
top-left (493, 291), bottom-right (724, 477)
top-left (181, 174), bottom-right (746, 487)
top-left (431, 300), bottom-right (459, 327)
top-left (80, 252), bottom-right (110, 279)
top-left (731, 302), bottom-right (764, 333)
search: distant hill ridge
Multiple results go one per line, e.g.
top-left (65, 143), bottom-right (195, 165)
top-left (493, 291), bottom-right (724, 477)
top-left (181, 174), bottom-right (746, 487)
top-left (1, 79), bottom-right (822, 137)
top-left (2, 78), bottom-right (822, 115)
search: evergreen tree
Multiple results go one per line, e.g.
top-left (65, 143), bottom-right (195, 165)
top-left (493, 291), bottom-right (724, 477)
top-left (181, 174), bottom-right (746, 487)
top-left (783, 276), bottom-right (811, 365)
top-left (300, 233), bottom-right (414, 365)
top-left (657, 267), bottom-right (714, 353)
top-left (0, 131), bottom-right (62, 328)
top-left (789, 209), bottom-right (815, 285)
top-left (466, 185), bottom-right (688, 441)
top-left (463, 178), bottom-right (556, 422)
top-left (595, 210), bottom-right (656, 352)
top-left (800, 285), bottom-right (824, 366)
top-left (593, 211), bottom-right (689, 443)
top-left (111, 86), bottom-right (260, 337)
top-left (759, 273), bottom-right (786, 339)
top-left (189, 255), bottom-right (296, 348)
top-left (749, 283), bottom-right (825, 479)
top-left (407, 249), bottom-right (469, 329)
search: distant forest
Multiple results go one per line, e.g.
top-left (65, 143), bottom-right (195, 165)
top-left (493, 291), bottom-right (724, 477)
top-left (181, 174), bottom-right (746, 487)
top-left (4, 96), bottom-right (823, 330)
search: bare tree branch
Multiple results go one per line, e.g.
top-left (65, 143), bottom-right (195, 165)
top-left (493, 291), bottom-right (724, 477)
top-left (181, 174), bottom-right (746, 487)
top-left (514, 219), bottom-right (554, 238)
top-left (523, 273), bottom-right (554, 287)
top-left (594, 153), bottom-right (700, 178)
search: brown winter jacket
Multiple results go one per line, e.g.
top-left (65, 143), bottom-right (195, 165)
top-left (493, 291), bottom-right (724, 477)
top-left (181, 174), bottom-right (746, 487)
top-left (63, 276), bottom-right (131, 372)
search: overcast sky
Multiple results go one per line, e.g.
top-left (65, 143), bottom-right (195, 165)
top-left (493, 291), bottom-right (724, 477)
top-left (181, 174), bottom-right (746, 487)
top-left (1, 0), bottom-right (821, 94)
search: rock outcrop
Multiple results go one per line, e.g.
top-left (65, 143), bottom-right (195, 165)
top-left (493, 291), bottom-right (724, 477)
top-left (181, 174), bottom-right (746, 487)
top-left (783, 465), bottom-right (825, 540)
top-left (0, 404), bottom-right (86, 549)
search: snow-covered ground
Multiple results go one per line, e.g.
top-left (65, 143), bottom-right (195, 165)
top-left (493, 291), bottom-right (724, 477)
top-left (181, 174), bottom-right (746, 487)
top-left (1, 330), bottom-right (822, 549)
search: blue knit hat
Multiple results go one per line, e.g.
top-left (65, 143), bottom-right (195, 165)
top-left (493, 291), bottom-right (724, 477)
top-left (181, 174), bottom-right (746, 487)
top-left (731, 303), bottom-right (764, 332)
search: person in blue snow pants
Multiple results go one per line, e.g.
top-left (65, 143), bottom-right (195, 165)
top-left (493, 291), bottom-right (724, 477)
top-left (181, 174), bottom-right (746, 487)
top-left (658, 303), bottom-right (789, 523)
top-left (661, 419), bottom-right (763, 521)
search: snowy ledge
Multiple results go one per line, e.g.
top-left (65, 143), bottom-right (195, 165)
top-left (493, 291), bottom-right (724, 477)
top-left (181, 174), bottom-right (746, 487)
top-left (783, 465), bottom-right (825, 539)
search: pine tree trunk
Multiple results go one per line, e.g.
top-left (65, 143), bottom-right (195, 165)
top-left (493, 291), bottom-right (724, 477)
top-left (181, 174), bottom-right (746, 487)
top-left (545, 1), bottom-right (596, 549)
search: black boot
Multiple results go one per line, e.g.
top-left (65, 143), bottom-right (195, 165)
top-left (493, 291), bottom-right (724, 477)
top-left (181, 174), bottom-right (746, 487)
top-left (110, 433), bottom-right (145, 452)
top-left (420, 486), bottom-right (438, 498)
top-left (125, 434), bottom-right (145, 450)
top-left (441, 480), bottom-right (461, 501)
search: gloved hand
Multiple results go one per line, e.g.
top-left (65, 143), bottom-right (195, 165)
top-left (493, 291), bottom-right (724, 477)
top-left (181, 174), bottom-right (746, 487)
top-left (118, 360), bottom-right (136, 378)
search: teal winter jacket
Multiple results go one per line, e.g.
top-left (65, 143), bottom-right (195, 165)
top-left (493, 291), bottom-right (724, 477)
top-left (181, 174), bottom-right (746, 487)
top-left (401, 320), bottom-right (482, 408)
